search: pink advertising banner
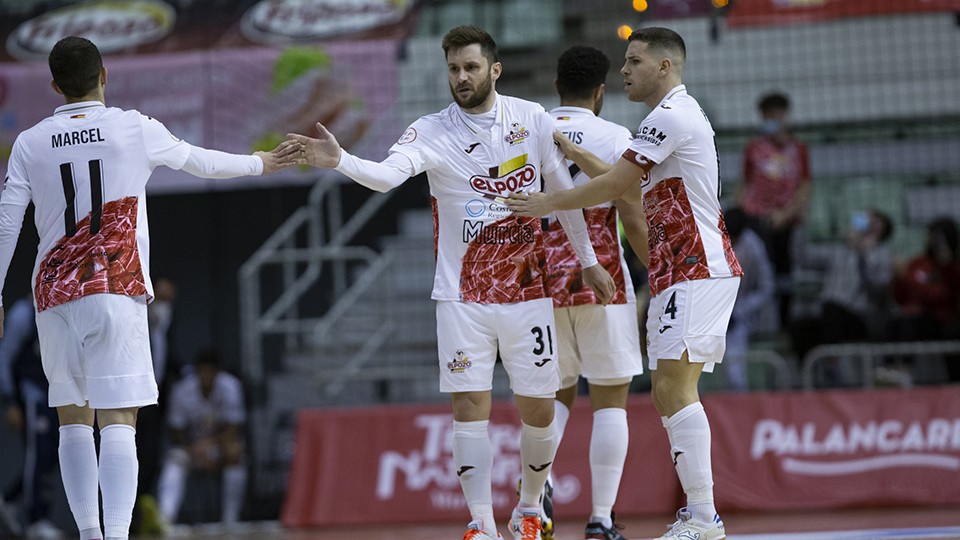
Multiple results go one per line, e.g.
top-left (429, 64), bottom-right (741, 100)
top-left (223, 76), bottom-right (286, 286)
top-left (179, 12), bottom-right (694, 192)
top-left (282, 387), bottom-right (960, 527)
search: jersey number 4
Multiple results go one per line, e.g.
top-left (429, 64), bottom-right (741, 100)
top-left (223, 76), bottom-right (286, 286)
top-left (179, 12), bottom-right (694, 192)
top-left (59, 160), bottom-right (104, 237)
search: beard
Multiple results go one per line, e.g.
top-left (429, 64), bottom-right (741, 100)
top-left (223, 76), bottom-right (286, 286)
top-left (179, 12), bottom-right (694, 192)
top-left (450, 72), bottom-right (493, 110)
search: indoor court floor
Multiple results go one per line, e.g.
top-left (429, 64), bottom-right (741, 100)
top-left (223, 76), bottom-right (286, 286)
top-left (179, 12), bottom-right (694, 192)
top-left (164, 505), bottom-right (960, 539)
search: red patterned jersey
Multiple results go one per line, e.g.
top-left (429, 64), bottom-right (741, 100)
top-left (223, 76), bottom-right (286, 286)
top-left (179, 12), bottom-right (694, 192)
top-left (1, 101), bottom-right (191, 310)
top-left (389, 94), bottom-right (596, 304)
top-left (740, 135), bottom-right (810, 218)
top-left (621, 86), bottom-right (742, 296)
top-left (544, 106), bottom-right (635, 308)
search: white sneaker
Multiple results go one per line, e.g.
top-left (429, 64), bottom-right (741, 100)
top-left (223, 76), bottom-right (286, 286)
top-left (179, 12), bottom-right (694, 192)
top-left (463, 519), bottom-right (503, 540)
top-left (654, 507), bottom-right (725, 539)
top-left (509, 507), bottom-right (543, 540)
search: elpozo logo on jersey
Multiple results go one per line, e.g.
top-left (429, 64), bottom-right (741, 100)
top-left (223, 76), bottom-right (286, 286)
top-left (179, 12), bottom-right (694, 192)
top-left (241, 0), bottom-right (412, 45)
top-left (470, 154), bottom-right (537, 199)
top-left (6, 0), bottom-right (175, 61)
top-left (752, 417), bottom-right (960, 476)
top-left (503, 122), bottom-right (530, 146)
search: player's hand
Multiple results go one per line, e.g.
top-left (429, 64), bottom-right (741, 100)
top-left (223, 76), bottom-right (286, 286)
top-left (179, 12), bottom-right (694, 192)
top-left (287, 122), bottom-right (342, 169)
top-left (553, 129), bottom-right (578, 159)
top-left (582, 264), bottom-right (616, 305)
top-left (255, 139), bottom-right (301, 175)
top-left (505, 191), bottom-right (554, 218)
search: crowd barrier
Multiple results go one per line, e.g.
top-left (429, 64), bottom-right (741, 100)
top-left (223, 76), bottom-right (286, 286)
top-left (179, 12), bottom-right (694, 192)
top-left (282, 386), bottom-right (960, 527)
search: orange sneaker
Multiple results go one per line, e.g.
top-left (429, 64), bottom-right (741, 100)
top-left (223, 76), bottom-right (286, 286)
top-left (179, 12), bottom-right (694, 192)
top-left (509, 507), bottom-right (543, 540)
top-left (464, 520), bottom-right (503, 540)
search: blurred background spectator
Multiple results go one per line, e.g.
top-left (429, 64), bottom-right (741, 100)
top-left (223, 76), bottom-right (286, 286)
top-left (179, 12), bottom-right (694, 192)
top-left (738, 92), bottom-right (811, 326)
top-left (0, 298), bottom-right (62, 539)
top-left (790, 209), bottom-right (895, 383)
top-left (157, 349), bottom-right (247, 527)
top-left (722, 207), bottom-right (776, 391)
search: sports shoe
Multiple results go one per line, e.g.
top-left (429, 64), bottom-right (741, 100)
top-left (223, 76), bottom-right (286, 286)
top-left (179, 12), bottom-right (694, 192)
top-left (584, 512), bottom-right (626, 540)
top-left (463, 520), bottom-right (503, 540)
top-left (515, 478), bottom-right (554, 540)
top-left (509, 507), bottom-right (543, 540)
top-left (654, 507), bottom-right (725, 539)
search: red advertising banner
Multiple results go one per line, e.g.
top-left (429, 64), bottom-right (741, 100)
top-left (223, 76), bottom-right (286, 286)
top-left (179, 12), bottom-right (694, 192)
top-left (282, 386), bottom-right (960, 527)
top-left (727, 0), bottom-right (960, 27)
top-left (282, 397), bottom-right (680, 527)
top-left (711, 386), bottom-right (960, 511)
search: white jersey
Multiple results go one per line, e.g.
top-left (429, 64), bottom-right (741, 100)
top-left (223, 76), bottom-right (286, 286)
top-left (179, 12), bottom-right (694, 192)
top-left (547, 106), bottom-right (635, 307)
top-left (3, 102), bottom-right (194, 311)
top-left (167, 370), bottom-right (246, 441)
top-left (621, 85), bottom-right (742, 296)
top-left (390, 94), bottom-right (575, 304)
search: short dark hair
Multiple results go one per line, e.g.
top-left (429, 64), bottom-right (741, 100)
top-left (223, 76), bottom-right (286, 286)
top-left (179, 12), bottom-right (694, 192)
top-left (49, 36), bottom-right (102, 99)
top-left (441, 25), bottom-right (499, 65)
top-left (870, 208), bottom-right (894, 242)
top-left (758, 92), bottom-right (790, 114)
top-left (556, 45), bottom-right (610, 101)
top-left (628, 27), bottom-right (686, 63)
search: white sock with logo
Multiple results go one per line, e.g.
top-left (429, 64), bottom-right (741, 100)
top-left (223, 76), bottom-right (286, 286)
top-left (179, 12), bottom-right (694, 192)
top-left (59, 424), bottom-right (102, 540)
top-left (665, 402), bottom-right (716, 524)
top-left (518, 420), bottom-right (559, 509)
top-left (452, 420), bottom-right (496, 533)
top-left (99, 424), bottom-right (138, 540)
top-left (590, 408), bottom-right (628, 523)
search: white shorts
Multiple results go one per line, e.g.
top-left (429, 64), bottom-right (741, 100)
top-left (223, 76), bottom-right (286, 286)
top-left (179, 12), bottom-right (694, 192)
top-left (437, 298), bottom-right (559, 398)
top-left (36, 293), bottom-right (158, 409)
top-left (555, 303), bottom-right (644, 389)
top-left (645, 277), bottom-right (740, 372)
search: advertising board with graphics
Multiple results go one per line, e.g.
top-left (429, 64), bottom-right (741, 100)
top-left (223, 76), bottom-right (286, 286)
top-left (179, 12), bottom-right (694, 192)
top-left (0, 0), bottom-right (416, 192)
top-left (282, 387), bottom-right (960, 526)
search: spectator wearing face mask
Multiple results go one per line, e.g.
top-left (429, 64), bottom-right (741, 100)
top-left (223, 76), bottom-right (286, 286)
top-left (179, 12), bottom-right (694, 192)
top-left (738, 92), bottom-right (811, 325)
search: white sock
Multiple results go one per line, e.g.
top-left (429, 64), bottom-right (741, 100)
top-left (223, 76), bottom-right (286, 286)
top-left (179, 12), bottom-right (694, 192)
top-left (518, 421), bottom-right (558, 508)
top-left (221, 465), bottom-right (247, 523)
top-left (99, 424), bottom-right (138, 540)
top-left (58, 425), bottom-right (102, 537)
top-left (452, 420), bottom-right (495, 533)
top-left (553, 400), bottom-right (571, 443)
top-left (590, 408), bottom-right (628, 520)
top-left (156, 449), bottom-right (189, 523)
top-left (665, 402), bottom-right (716, 523)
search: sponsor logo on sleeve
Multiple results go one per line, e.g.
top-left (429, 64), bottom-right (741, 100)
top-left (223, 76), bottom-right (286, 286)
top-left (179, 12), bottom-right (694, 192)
top-left (397, 127), bottom-right (417, 145)
top-left (636, 125), bottom-right (667, 146)
top-left (503, 122), bottom-right (530, 146)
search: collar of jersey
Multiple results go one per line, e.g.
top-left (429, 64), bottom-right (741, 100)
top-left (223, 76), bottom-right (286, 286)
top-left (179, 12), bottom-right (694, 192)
top-left (455, 92), bottom-right (502, 138)
top-left (551, 105), bottom-right (594, 117)
top-left (656, 85), bottom-right (687, 109)
top-left (54, 101), bottom-right (105, 116)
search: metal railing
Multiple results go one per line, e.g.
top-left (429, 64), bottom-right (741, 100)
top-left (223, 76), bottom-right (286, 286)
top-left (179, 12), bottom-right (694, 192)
top-left (802, 340), bottom-right (960, 389)
top-left (238, 174), bottom-right (395, 391)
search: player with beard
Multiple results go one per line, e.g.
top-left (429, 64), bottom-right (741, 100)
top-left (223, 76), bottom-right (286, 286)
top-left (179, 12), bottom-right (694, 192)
top-left (289, 25), bottom-right (615, 540)
top-left (507, 28), bottom-right (740, 540)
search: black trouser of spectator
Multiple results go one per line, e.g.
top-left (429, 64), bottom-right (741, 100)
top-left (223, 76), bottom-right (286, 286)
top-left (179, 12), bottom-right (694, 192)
top-left (887, 314), bottom-right (960, 383)
top-left (3, 382), bottom-right (59, 525)
top-left (747, 214), bottom-right (794, 324)
top-left (790, 301), bottom-right (869, 362)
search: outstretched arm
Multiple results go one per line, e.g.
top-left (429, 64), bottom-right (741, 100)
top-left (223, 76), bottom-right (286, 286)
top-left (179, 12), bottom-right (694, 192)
top-left (288, 122), bottom-right (416, 192)
top-left (508, 157), bottom-right (649, 217)
top-left (179, 139), bottom-right (300, 178)
top-left (616, 198), bottom-right (649, 267)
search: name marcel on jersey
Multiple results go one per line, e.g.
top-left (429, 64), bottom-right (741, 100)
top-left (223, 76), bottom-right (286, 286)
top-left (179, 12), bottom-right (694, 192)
top-left (51, 128), bottom-right (105, 148)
